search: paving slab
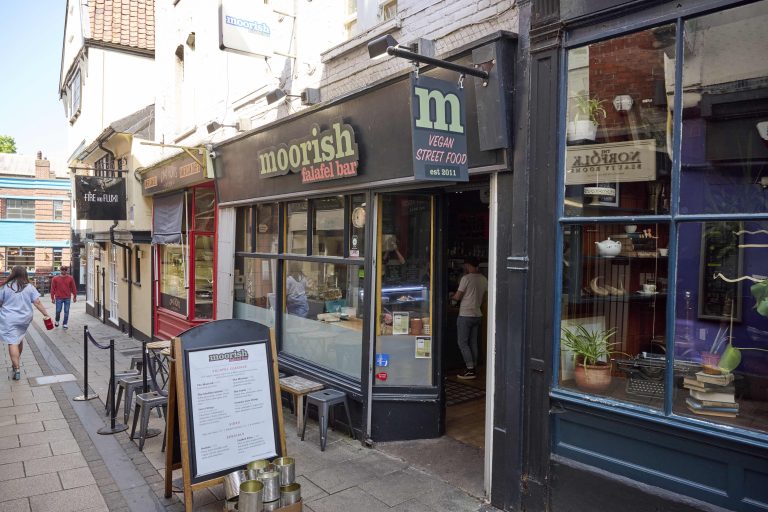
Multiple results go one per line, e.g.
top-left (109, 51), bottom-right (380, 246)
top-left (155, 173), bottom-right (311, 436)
top-left (58, 467), bottom-right (97, 489)
top-left (0, 423), bottom-right (44, 439)
top-left (0, 497), bottom-right (31, 512)
top-left (24, 452), bottom-right (88, 476)
top-left (0, 435), bottom-right (20, 450)
top-left (0, 444), bottom-right (52, 465)
top-left (359, 467), bottom-right (452, 507)
top-left (19, 429), bottom-right (74, 447)
top-left (306, 486), bottom-right (391, 512)
top-left (28, 484), bottom-right (106, 512)
top-left (0, 474), bottom-right (62, 501)
top-left (0, 462), bottom-right (25, 483)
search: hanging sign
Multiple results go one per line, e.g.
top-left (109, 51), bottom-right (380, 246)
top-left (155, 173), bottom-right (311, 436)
top-left (565, 139), bottom-right (656, 185)
top-left (411, 74), bottom-right (469, 182)
top-left (74, 176), bottom-right (126, 220)
top-left (219, 0), bottom-right (276, 57)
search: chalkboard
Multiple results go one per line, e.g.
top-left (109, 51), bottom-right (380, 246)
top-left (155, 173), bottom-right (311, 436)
top-left (164, 319), bottom-right (286, 511)
top-left (698, 221), bottom-right (743, 321)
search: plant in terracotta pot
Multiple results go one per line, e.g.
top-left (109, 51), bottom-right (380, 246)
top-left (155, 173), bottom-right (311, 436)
top-left (561, 324), bottom-right (618, 393)
top-left (567, 95), bottom-right (607, 142)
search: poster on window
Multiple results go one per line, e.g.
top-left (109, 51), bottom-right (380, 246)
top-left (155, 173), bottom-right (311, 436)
top-left (74, 176), bottom-right (126, 220)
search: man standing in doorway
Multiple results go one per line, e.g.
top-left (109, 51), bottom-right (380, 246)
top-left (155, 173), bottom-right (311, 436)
top-left (451, 256), bottom-right (487, 380)
top-left (50, 266), bottom-right (77, 329)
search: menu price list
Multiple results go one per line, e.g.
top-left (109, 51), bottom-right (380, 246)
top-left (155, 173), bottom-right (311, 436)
top-left (188, 344), bottom-right (277, 477)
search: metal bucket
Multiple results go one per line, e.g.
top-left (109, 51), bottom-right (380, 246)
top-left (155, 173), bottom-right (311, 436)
top-left (262, 499), bottom-right (281, 511)
top-left (258, 470), bottom-right (280, 503)
top-left (247, 459), bottom-right (273, 473)
top-left (238, 480), bottom-right (264, 512)
top-left (280, 483), bottom-right (302, 506)
top-left (272, 457), bottom-right (295, 486)
top-left (224, 470), bottom-right (255, 501)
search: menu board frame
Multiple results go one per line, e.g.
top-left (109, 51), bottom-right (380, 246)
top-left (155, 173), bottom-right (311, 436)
top-left (164, 319), bottom-right (286, 511)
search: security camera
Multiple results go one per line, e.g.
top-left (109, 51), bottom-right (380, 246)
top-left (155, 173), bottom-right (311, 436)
top-left (209, 151), bottom-right (218, 159)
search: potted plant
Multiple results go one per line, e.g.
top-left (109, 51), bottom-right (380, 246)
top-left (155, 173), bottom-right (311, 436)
top-left (561, 324), bottom-right (618, 393)
top-left (567, 95), bottom-right (607, 142)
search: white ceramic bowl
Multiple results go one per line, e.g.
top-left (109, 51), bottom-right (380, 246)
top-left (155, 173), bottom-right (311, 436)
top-left (624, 225), bottom-right (637, 234)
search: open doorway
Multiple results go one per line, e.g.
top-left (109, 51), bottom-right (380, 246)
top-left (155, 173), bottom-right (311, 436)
top-left (443, 184), bottom-right (490, 450)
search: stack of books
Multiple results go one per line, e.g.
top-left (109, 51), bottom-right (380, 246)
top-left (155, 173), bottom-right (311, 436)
top-left (683, 371), bottom-right (738, 418)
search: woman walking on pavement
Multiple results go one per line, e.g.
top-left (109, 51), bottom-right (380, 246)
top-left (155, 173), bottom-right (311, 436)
top-left (0, 266), bottom-right (51, 380)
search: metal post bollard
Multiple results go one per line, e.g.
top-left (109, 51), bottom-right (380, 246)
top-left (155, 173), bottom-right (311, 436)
top-left (98, 339), bottom-right (128, 435)
top-left (73, 326), bottom-right (98, 401)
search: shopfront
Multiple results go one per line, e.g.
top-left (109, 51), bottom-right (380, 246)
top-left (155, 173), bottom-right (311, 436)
top-left (141, 152), bottom-right (217, 340)
top-left (533, 1), bottom-right (768, 510)
top-left (213, 33), bottom-right (516, 449)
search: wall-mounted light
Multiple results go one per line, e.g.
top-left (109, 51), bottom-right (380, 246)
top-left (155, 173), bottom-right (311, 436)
top-left (613, 95), bottom-right (634, 112)
top-left (266, 88), bottom-right (321, 106)
top-left (206, 119), bottom-right (251, 133)
top-left (367, 34), bottom-right (491, 84)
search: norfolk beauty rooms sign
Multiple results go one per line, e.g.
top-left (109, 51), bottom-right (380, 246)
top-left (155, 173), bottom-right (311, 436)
top-left (257, 121), bottom-right (360, 184)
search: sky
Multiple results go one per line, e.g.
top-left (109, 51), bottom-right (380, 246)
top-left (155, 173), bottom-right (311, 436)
top-left (0, 0), bottom-right (68, 160)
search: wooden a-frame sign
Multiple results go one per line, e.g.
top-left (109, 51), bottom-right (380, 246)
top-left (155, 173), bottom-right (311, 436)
top-left (164, 319), bottom-right (286, 511)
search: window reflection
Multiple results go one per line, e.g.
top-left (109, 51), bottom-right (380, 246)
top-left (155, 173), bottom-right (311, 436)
top-left (564, 26), bottom-right (674, 217)
top-left (255, 203), bottom-right (278, 253)
top-left (194, 235), bottom-right (214, 319)
top-left (160, 244), bottom-right (186, 315)
top-left (286, 201), bottom-right (307, 255)
top-left (680, 2), bottom-right (768, 214)
top-left (234, 256), bottom-right (276, 327)
top-left (281, 261), bottom-right (363, 378)
top-left (194, 187), bottom-right (215, 232)
top-left (312, 196), bottom-right (344, 257)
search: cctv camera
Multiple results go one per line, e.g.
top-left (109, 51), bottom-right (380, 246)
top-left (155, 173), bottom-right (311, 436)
top-left (209, 151), bottom-right (218, 159)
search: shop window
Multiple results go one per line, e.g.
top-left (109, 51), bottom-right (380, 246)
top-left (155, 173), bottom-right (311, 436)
top-left (312, 196), bottom-right (344, 257)
top-left (255, 203), bottom-right (278, 253)
top-left (194, 187), bottom-right (215, 232)
top-left (5, 199), bottom-right (35, 219)
top-left (563, 25), bottom-right (673, 217)
top-left (343, 0), bottom-right (397, 39)
top-left (375, 194), bottom-right (434, 387)
top-left (159, 243), bottom-right (187, 315)
top-left (350, 194), bottom-right (366, 259)
top-left (234, 256), bottom-right (277, 327)
top-left (558, 2), bottom-right (768, 436)
top-left (281, 260), bottom-right (363, 378)
top-left (286, 201), bottom-right (308, 255)
top-left (6, 247), bottom-right (35, 271)
top-left (194, 235), bottom-right (214, 319)
top-left (679, 3), bottom-right (768, 215)
top-left (236, 206), bottom-right (253, 253)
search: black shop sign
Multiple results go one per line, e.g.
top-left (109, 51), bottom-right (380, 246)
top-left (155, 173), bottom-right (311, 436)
top-left (75, 176), bottom-right (126, 220)
top-left (411, 74), bottom-right (468, 182)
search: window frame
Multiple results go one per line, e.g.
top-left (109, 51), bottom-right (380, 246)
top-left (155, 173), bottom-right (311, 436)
top-left (5, 199), bottom-right (35, 219)
top-left (53, 200), bottom-right (64, 221)
top-left (68, 69), bottom-right (81, 123)
top-left (553, 6), bottom-right (768, 447)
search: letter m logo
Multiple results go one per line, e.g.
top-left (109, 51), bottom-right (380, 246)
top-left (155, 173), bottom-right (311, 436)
top-left (413, 86), bottom-right (464, 134)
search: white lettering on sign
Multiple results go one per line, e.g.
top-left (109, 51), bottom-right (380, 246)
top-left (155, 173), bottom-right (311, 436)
top-left (565, 139), bottom-right (657, 185)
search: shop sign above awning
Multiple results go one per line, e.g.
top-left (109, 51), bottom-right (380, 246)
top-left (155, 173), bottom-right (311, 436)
top-left (74, 176), bottom-right (127, 220)
top-left (152, 192), bottom-right (184, 244)
top-left (410, 74), bottom-right (469, 182)
top-left (141, 152), bottom-right (210, 196)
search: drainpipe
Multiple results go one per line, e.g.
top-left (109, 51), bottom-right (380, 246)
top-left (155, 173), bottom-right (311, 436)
top-left (110, 221), bottom-right (133, 338)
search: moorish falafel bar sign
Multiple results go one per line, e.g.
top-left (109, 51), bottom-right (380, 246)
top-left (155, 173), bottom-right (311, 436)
top-left (187, 343), bottom-right (278, 477)
top-left (74, 176), bottom-right (126, 220)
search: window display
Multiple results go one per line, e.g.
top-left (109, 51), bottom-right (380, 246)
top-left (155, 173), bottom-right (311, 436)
top-left (286, 201), bottom-right (307, 255)
top-left (234, 256), bottom-right (276, 327)
top-left (160, 243), bottom-right (187, 315)
top-left (194, 235), bottom-right (214, 319)
top-left (312, 196), bottom-right (344, 257)
top-left (559, 2), bottom-right (768, 436)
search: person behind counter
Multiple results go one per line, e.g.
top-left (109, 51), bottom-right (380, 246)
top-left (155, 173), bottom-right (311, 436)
top-left (382, 235), bottom-right (405, 265)
top-left (286, 263), bottom-right (310, 318)
top-left (450, 256), bottom-right (487, 380)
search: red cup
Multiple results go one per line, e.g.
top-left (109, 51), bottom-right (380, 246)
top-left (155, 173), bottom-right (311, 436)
top-left (43, 317), bottom-right (54, 330)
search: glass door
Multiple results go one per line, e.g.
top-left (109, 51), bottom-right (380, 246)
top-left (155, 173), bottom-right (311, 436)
top-left (373, 193), bottom-right (436, 388)
top-left (109, 245), bottom-right (119, 325)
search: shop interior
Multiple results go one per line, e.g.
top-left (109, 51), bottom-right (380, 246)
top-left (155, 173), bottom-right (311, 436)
top-left (443, 184), bottom-right (490, 451)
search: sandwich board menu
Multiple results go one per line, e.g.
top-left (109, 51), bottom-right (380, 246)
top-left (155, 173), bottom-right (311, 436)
top-left (164, 319), bottom-right (286, 511)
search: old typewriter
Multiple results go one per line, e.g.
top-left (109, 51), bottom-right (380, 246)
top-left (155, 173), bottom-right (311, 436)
top-left (615, 353), bottom-right (701, 398)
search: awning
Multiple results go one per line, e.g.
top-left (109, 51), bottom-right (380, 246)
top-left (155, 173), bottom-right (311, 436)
top-left (152, 192), bottom-right (184, 244)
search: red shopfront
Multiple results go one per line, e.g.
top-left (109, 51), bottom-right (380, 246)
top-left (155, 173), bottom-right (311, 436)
top-left (142, 153), bottom-right (217, 339)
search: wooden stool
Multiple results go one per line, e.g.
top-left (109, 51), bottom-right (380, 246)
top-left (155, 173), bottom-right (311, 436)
top-left (279, 376), bottom-right (324, 433)
top-left (301, 389), bottom-right (354, 451)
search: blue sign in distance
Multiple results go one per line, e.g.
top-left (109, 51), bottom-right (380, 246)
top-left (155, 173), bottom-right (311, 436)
top-left (375, 353), bottom-right (390, 367)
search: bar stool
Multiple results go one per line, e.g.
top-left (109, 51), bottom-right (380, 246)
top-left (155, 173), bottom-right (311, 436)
top-left (129, 355), bottom-right (144, 372)
top-left (130, 355), bottom-right (168, 451)
top-left (105, 368), bottom-right (140, 415)
top-left (300, 389), bottom-right (354, 451)
top-left (115, 374), bottom-right (145, 424)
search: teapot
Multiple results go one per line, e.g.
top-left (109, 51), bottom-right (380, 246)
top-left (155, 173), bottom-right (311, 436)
top-left (595, 237), bottom-right (621, 258)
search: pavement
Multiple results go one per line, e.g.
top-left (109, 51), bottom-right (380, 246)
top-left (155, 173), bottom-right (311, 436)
top-left (0, 297), bottom-right (494, 511)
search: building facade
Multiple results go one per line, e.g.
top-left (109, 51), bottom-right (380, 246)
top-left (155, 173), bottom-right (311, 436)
top-left (0, 152), bottom-right (72, 282)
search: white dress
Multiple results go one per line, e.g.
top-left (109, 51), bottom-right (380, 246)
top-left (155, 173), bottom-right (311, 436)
top-left (0, 283), bottom-right (40, 345)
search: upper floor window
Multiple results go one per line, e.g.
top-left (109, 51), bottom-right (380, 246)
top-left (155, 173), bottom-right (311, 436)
top-left (53, 201), bottom-right (64, 221)
top-left (344, 0), bottom-right (397, 38)
top-left (68, 69), bottom-right (81, 122)
top-left (5, 199), bottom-right (35, 219)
